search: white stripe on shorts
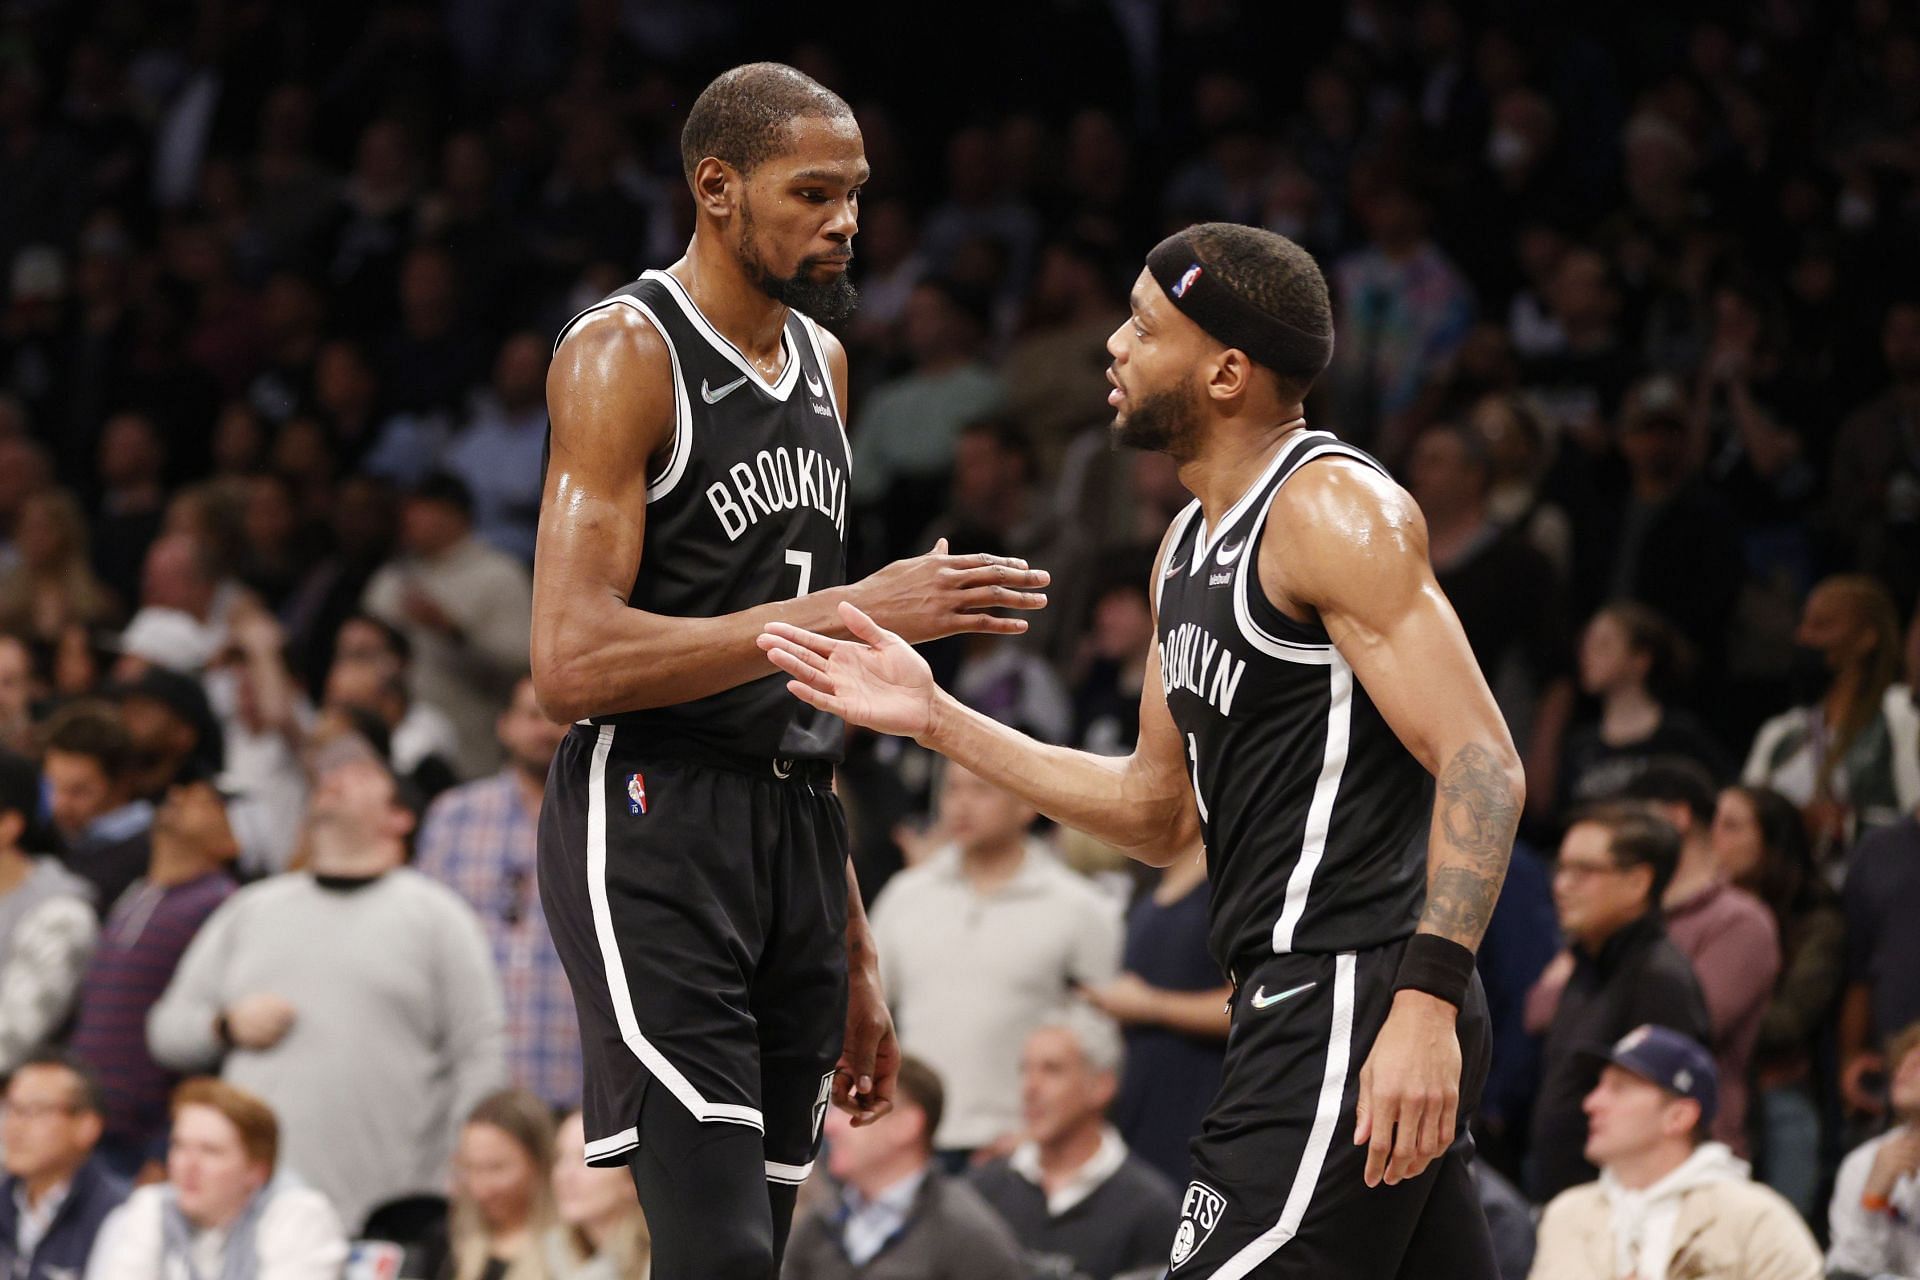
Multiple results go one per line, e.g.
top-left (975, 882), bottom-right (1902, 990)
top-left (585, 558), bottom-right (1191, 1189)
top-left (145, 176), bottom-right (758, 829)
top-left (586, 723), bottom-right (765, 1132)
top-left (1208, 951), bottom-right (1356, 1279)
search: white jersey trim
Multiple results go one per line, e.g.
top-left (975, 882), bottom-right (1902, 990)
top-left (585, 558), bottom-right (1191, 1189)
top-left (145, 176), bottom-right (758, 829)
top-left (765, 1159), bottom-right (815, 1185)
top-left (645, 269), bottom-right (801, 401)
top-left (1272, 652), bottom-right (1353, 954)
top-left (586, 724), bottom-right (767, 1135)
top-left (795, 312), bottom-right (853, 474)
top-left (1156, 500), bottom-right (1203, 616)
top-left (583, 1128), bottom-right (639, 1161)
top-left (550, 295), bottom-right (694, 505)
top-left (1209, 952), bottom-right (1356, 1279)
top-left (1188, 430), bottom-right (1329, 578)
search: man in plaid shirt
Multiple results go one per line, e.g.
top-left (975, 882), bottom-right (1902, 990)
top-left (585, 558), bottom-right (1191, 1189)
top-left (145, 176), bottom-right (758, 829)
top-left (415, 676), bottom-right (581, 1108)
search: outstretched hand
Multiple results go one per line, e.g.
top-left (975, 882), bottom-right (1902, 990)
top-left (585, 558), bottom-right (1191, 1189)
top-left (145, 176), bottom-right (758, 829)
top-left (851, 538), bottom-right (1049, 644)
top-left (759, 602), bottom-right (940, 740)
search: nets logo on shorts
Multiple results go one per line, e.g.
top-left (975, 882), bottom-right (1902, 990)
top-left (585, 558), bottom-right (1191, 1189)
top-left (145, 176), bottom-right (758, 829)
top-left (1171, 1180), bottom-right (1226, 1269)
top-left (627, 773), bottom-right (647, 815)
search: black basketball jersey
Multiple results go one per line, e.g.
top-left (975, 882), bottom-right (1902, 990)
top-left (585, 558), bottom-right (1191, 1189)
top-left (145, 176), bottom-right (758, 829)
top-left (551, 270), bottom-right (850, 760)
top-left (1156, 429), bottom-right (1430, 969)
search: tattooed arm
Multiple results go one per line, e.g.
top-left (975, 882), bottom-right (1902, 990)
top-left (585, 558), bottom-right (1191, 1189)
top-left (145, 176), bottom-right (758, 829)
top-left (1265, 457), bottom-right (1524, 1188)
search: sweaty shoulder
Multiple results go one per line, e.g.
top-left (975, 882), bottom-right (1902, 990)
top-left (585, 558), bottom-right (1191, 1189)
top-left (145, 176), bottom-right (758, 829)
top-left (1264, 454), bottom-right (1429, 608)
top-left (547, 304), bottom-right (676, 465)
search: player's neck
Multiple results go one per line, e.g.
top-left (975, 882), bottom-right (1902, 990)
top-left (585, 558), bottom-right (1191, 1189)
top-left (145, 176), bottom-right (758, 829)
top-left (1179, 416), bottom-right (1307, 533)
top-left (669, 237), bottom-right (789, 371)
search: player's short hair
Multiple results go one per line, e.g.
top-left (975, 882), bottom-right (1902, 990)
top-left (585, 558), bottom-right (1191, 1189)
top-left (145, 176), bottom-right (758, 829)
top-left (893, 1056), bottom-right (944, 1153)
top-left (1033, 1003), bottom-right (1125, 1077)
top-left (680, 62), bottom-right (853, 183)
top-left (1175, 222), bottom-right (1333, 394)
top-left (1567, 801), bottom-right (1681, 904)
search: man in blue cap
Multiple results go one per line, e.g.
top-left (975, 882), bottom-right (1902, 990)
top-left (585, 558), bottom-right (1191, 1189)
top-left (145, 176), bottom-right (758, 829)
top-left (1529, 1025), bottom-right (1820, 1279)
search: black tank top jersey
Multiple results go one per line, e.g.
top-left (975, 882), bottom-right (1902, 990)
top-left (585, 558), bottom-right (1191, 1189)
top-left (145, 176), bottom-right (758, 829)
top-left (1155, 429), bottom-right (1430, 969)
top-left (551, 270), bottom-right (851, 760)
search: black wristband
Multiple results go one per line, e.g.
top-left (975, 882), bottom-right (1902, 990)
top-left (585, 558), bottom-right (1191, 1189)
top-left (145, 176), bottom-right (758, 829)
top-left (1394, 934), bottom-right (1476, 1008)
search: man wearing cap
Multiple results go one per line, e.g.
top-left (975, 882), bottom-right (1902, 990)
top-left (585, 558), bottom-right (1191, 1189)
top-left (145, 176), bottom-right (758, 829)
top-left (1529, 1024), bottom-right (1820, 1280)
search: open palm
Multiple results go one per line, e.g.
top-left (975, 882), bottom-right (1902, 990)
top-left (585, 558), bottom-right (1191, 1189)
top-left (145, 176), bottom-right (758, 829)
top-left (759, 602), bottom-right (938, 739)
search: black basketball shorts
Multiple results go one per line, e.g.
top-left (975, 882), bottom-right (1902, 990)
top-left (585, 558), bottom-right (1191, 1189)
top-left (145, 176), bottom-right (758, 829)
top-left (537, 724), bottom-right (849, 1186)
top-left (1170, 938), bottom-right (1496, 1279)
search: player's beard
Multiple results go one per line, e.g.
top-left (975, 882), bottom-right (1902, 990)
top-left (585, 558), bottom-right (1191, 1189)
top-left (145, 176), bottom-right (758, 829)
top-left (738, 203), bottom-right (859, 327)
top-left (1111, 379), bottom-right (1203, 460)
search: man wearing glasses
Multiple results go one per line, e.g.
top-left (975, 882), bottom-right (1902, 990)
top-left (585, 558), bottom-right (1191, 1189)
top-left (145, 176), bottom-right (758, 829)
top-left (1525, 802), bottom-right (1711, 1201)
top-left (0, 1053), bottom-right (128, 1280)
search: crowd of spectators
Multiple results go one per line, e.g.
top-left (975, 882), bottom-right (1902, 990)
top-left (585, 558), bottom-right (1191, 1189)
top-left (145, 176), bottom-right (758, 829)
top-left (0, 0), bottom-right (1917, 1277)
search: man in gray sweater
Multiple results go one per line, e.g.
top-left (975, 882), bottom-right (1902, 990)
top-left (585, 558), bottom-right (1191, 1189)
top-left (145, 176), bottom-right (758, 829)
top-left (784, 1057), bottom-right (1027, 1280)
top-left (146, 750), bottom-right (507, 1232)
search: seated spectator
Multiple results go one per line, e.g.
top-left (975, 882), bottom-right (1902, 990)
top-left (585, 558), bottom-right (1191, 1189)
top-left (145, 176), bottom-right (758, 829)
top-left (361, 473), bottom-right (533, 779)
top-left (0, 1053), bottom-right (130, 1280)
top-left (1079, 843), bottom-right (1228, 1188)
top-left (1067, 574), bottom-right (1153, 758)
top-left (970, 1011), bottom-right (1179, 1280)
top-left (447, 1089), bottom-right (556, 1280)
top-left (1559, 603), bottom-right (1729, 810)
top-left (441, 332), bottom-right (550, 565)
top-left (68, 763), bottom-right (237, 1178)
top-left (1527, 804), bottom-right (1711, 1201)
top-left (1710, 784), bottom-right (1846, 1217)
top-left (1827, 1020), bottom-right (1920, 1280)
top-left (0, 489), bottom-right (120, 645)
top-left (328, 612), bottom-right (461, 783)
top-left (147, 754), bottom-right (507, 1232)
top-left (1474, 838), bottom-right (1561, 1182)
top-left (869, 765), bottom-right (1121, 1160)
top-left (1620, 759), bottom-right (1781, 1153)
top-left (1528, 1026), bottom-right (1821, 1280)
top-left (85, 1078), bottom-right (347, 1280)
top-left (416, 676), bottom-right (579, 1110)
top-left (1839, 809), bottom-right (1920, 1124)
top-left (1744, 574), bottom-right (1916, 864)
top-left (104, 666), bottom-right (225, 812)
top-left (0, 748), bottom-right (97, 1073)
top-left (545, 1111), bottom-right (650, 1280)
top-left (784, 1057), bottom-right (1026, 1280)
top-left (41, 702), bottom-right (150, 913)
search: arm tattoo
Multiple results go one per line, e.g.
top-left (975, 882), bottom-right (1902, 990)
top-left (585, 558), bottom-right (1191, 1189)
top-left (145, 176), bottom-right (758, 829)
top-left (1421, 743), bottom-right (1520, 949)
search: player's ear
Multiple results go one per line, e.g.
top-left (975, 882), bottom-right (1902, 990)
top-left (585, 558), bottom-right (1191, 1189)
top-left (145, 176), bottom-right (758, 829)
top-left (1204, 347), bottom-right (1253, 406)
top-left (692, 156), bottom-right (738, 219)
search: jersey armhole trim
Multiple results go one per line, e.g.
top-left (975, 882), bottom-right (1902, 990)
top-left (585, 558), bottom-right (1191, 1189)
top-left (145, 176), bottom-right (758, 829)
top-left (1155, 499), bottom-right (1204, 616)
top-left (550, 296), bottom-right (692, 505)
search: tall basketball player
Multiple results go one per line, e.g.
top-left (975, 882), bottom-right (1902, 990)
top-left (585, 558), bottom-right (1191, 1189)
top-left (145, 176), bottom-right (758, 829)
top-left (531, 64), bottom-right (1049, 1279)
top-left (761, 223), bottom-right (1523, 1277)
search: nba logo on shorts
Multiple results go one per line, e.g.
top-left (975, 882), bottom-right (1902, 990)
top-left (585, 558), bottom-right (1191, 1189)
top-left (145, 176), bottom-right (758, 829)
top-left (1174, 264), bottom-right (1202, 297)
top-left (627, 773), bottom-right (647, 815)
top-left (1171, 1181), bottom-right (1226, 1269)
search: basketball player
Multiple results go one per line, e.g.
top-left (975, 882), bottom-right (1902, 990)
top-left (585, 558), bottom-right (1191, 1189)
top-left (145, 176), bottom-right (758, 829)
top-left (531, 64), bottom-right (1049, 1279)
top-left (760, 223), bottom-right (1523, 1277)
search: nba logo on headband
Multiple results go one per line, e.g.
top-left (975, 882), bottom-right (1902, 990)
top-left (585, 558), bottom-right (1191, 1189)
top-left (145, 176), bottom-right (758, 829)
top-left (1174, 264), bottom-right (1202, 298)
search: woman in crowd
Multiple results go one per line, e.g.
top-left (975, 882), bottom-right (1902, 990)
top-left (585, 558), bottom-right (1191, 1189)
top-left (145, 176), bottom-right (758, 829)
top-left (543, 1112), bottom-right (649, 1280)
top-left (1745, 574), bottom-right (1917, 866)
top-left (1712, 783), bottom-right (1847, 1217)
top-left (0, 490), bottom-right (118, 644)
top-left (1559, 601), bottom-right (1727, 812)
top-left (84, 1078), bottom-right (347, 1280)
top-left (445, 1089), bottom-right (557, 1280)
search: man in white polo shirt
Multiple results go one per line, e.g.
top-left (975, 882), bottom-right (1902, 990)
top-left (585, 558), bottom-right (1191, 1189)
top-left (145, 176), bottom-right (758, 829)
top-left (869, 763), bottom-right (1122, 1163)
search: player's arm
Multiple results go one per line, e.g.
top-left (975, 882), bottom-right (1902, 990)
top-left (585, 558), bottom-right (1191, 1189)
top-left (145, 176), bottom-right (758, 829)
top-left (531, 310), bottom-right (1048, 724)
top-left (1269, 459), bottom-right (1524, 1189)
top-left (760, 526), bottom-right (1201, 866)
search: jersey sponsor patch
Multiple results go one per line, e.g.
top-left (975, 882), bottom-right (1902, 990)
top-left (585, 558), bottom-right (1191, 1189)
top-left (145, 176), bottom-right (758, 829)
top-left (1172, 1180), bottom-right (1227, 1269)
top-left (627, 772), bottom-right (648, 815)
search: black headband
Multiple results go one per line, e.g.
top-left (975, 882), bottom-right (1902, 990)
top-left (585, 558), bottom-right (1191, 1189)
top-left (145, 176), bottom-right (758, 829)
top-left (1145, 231), bottom-right (1334, 381)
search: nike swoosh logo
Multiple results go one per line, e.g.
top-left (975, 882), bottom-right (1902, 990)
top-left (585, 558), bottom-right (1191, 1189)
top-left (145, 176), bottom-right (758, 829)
top-left (1163, 559), bottom-right (1186, 579)
top-left (804, 370), bottom-right (825, 397)
top-left (1250, 981), bottom-right (1316, 1009)
top-left (701, 375), bottom-right (750, 404)
top-left (1216, 537), bottom-right (1246, 566)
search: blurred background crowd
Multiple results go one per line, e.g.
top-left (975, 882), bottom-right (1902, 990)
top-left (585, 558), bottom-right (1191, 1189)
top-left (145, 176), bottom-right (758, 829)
top-left (0, 0), bottom-right (1918, 1277)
